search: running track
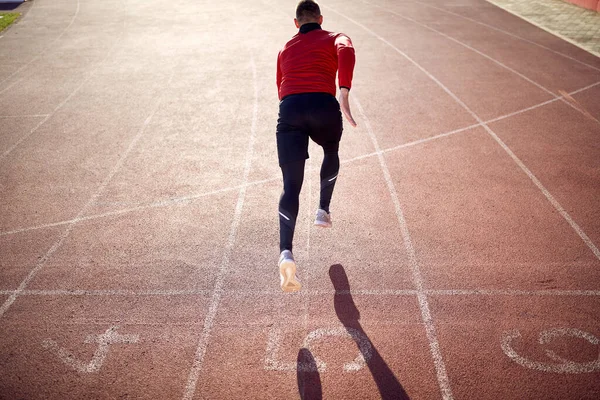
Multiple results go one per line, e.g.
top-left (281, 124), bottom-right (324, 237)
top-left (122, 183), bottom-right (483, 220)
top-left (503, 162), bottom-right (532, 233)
top-left (1, 0), bottom-right (599, 399)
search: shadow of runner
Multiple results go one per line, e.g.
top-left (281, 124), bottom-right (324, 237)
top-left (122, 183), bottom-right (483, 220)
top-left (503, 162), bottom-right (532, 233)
top-left (297, 348), bottom-right (323, 400)
top-left (329, 264), bottom-right (411, 400)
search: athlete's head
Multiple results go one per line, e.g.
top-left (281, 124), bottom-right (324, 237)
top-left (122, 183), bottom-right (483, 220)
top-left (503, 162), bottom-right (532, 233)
top-left (294, 0), bottom-right (323, 28)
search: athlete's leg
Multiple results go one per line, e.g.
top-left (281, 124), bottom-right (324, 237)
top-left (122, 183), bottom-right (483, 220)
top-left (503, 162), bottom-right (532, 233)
top-left (310, 94), bottom-right (342, 215)
top-left (276, 94), bottom-right (309, 292)
top-left (279, 159), bottom-right (305, 252)
top-left (319, 145), bottom-right (339, 213)
top-left (276, 94), bottom-right (310, 252)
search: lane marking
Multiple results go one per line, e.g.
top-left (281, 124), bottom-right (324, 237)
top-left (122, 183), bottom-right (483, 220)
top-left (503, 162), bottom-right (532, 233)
top-left (42, 326), bottom-right (139, 373)
top-left (2, 80), bottom-right (598, 238)
top-left (0, 183), bottom-right (256, 236)
top-left (428, 289), bottom-right (600, 296)
top-left (502, 328), bottom-right (600, 373)
top-left (0, 114), bottom-right (50, 118)
top-left (182, 57), bottom-right (259, 400)
top-left (341, 94), bottom-right (564, 166)
top-left (352, 94), bottom-right (454, 399)
top-left (364, 0), bottom-right (588, 117)
top-left (2, 288), bottom-right (600, 297)
top-left (0, 64), bottom-right (179, 320)
top-left (483, 125), bottom-right (600, 261)
top-left (558, 90), bottom-right (600, 124)
top-left (326, 5), bottom-right (600, 263)
top-left (264, 327), bottom-right (372, 372)
top-left (0, 13), bottom-right (125, 162)
top-left (0, 0), bottom-right (82, 91)
top-left (403, 0), bottom-right (600, 72)
top-left (21, 289), bottom-right (212, 296)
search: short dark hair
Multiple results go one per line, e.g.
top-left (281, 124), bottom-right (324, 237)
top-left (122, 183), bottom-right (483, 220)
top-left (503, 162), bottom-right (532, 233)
top-left (296, 0), bottom-right (321, 24)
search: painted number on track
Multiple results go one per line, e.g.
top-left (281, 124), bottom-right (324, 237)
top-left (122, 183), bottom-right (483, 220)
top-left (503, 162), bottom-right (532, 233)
top-left (264, 327), bottom-right (372, 372)
top-left (501, 328), bottom-right (600, 373)
top-left (42, 326), bottom-right (139, 373)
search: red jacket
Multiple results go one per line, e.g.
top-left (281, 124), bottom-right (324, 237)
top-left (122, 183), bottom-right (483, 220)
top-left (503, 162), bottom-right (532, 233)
top-left (277, 23), bottom-right (355, 100)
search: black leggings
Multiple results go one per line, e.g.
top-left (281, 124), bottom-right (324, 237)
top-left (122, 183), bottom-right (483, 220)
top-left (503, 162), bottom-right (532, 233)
top-left (278, 150), bottom-right (339, 252)
top-left (276, 93), bottom-right (343, 253)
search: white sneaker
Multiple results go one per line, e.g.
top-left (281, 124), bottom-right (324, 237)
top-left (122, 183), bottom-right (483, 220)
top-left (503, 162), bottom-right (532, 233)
top-left (278, 250), bottom-right (301, 292)
top-left (314, 209), bottom-right (332, 228)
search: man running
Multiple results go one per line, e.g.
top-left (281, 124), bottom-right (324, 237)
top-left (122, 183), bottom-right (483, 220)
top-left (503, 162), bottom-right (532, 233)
top-left (276, 0), bottom-right (357, 292)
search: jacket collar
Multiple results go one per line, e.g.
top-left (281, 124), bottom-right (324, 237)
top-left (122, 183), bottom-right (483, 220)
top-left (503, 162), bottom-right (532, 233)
top-left (299, 22), bottom-right (322, 34)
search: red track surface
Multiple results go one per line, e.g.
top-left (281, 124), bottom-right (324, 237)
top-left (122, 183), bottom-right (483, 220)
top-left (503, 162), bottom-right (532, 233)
top-left (1, 0), bottom-right (599, 399)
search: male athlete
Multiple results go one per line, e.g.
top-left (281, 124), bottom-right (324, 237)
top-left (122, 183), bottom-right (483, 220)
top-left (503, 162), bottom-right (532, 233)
top-left (276, 0), bottom-right (356, 292)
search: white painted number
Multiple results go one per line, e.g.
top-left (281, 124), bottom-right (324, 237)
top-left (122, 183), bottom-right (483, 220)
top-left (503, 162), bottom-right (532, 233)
top-left (42, 326), bottom-right (139, 373)
top-left (501, 328), bottom-right (600, 373)
top-left (264, 327), bottom-right (372, 372)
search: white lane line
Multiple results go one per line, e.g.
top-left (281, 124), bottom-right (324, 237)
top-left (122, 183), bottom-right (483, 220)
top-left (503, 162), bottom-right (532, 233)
top-left (2, 97), bottom-right (79, 160)
top-left (568, 81), bottom-right (600, 96)
top-left (0, 180), bottom-right (271, 237)
top-left (341, 102), bottom-right (555, 166)
top-left (352, 94), bottom-right (454, 399)
top-left (326, 5), bottom-right (600, 262)
top-left (428, 289), bottom-right (600, 296)
top-left (0, 66), bottom-right (179, 320)
top-left (345, 80), bottom-right (600, 164)
top-left (3, 80), bottom-right (597, 239)
top-left (0, 26), bottom-right (124, 162)
top-left (0, 0), bottom-right (81, 91)
top-left (364, 0), bottom-right (589, 116)
top-left (21, 289), bottom-right (212, 296)
top-left (0, 114), bottom-right (50, 118)
top-left (483, 123), bottom-right (600, 260)
top-left (182, 57), bottom-right (259, 400)
top-left (381, 123), bottom-right (481, 154)
top-left (3, 288), bottom-right (600, 297)
top-left (486, 0), bottom-right (600, 59)
top-left (403, 0), bottom-right (600, 72)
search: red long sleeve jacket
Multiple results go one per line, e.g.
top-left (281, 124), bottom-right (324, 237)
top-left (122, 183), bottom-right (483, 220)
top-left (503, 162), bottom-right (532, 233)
top-left (277, 23), bottom-right (356, 100)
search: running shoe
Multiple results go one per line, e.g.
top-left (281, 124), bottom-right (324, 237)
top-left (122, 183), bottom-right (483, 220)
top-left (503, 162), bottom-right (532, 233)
top-left (314, 209), bottom-right (332, 228)
top-left (279, 250), bottom-right (301, 292)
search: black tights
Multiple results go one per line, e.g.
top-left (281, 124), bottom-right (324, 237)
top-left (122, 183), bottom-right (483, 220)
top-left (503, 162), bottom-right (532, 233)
top-left (279, 150), bottom-right (340, 252)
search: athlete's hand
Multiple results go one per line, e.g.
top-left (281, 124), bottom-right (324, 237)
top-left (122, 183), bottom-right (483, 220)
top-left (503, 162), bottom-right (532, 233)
top-left (339, 87), bottom-right (357, 128)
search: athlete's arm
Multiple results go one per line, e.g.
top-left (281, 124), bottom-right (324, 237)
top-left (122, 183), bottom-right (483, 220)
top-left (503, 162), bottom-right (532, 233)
top-left (276, 51), bottom-right (283, 100)
top-left (335, 35), bottom-right (355, 90)
top-left (335, 35), bottom-right (357, 127)
top-left (339, 88), bottom-right (357, 127)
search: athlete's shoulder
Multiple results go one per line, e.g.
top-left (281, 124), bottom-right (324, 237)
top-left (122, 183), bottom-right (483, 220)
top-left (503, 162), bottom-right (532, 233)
top-left (320, 29), bottom-right (337, 38)
top-left (281, 33), bottom-right (301, 50)
top-left (333, 31), bottom-right (352, 40)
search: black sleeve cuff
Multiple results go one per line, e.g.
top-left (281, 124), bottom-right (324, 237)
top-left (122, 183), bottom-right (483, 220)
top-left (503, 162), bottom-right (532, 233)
top-left (340, 86), bottom-right (351, 91)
